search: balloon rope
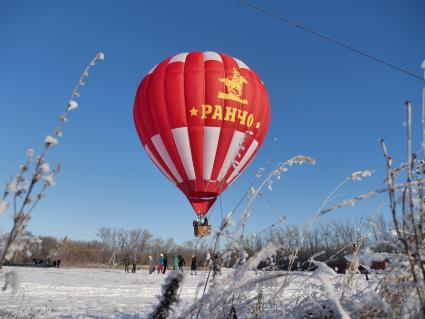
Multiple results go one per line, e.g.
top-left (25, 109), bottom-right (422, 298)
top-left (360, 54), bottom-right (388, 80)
top-left (219, 194), bottom-right (223, 220)
top-left (239, 0), bottom-right (424, 82)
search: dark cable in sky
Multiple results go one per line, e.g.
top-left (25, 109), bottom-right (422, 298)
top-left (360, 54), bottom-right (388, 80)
top-left (239, 0), bottom-right (424, 82)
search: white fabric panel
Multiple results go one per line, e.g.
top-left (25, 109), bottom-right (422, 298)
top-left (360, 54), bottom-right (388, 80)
top-left (203, 126), bottom-right (221, 180)
top-left (172, 127), bottom-right (196, 180)
top-left (145, 145), bottom-right (176, 184)
top-left (151, 134), bottom-right (183, 183)
top-left (226, 140), bottom-right (259, 184)
top-left (203, 51), bottom-right (222, 63)
top-left (217, 131), bottom-right (246, 181)
top-left (148, 65), bottom-right (157, 74)
top-left (169, 53), bottom-right (188, 64)
top-left (234, 58), bottom-right (250, 70)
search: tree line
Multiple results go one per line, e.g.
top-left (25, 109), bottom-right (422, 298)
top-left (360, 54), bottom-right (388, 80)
top-left (2, 216), bottom-right (391, 268)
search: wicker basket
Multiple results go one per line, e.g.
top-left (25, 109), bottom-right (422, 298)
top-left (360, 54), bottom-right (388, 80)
top-left (194, 225), bottom-right (211, 237)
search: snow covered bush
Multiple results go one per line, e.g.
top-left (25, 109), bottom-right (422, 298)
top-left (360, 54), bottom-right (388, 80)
top-left (0, 53), bottom-right (104, 284)
top-left (148, 92), bottom-right (425, 317)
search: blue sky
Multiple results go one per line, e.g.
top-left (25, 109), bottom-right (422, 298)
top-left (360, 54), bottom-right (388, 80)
top-left (0, 1), bottom-right (424, 243)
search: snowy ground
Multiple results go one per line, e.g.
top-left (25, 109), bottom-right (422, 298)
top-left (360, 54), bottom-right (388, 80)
top-left (0, 266), bottom-right (203, 318)
top-left (0, 266), bottom-right (377, 318)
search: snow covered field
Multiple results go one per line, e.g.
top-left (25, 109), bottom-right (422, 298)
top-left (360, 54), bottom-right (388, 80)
top-left (0, 266), bottom-right (377, 318)
top-left (0, 267), bottom-right (201, 318)
top-left (0, 266), bottom-right (201, 318)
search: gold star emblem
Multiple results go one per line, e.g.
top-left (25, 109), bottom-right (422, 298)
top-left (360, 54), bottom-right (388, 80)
top-left (189, 107), bottom-right (198, 117)
top-left (256, 121), bottom-right (261, 129)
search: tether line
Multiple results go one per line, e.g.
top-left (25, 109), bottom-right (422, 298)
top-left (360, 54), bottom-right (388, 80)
top-left (239, 0), bottom-right (424, 82)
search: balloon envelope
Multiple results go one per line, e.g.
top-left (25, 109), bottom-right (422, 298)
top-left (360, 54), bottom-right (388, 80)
top-left (134, 51), bottom-right (270, 215)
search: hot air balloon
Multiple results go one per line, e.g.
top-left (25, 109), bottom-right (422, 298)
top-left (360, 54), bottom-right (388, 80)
top-left (133, 51), bottom-right (270, 236)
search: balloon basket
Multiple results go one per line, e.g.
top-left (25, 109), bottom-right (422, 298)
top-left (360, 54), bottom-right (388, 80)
top-left (194, 225), bottom-right (211, 237)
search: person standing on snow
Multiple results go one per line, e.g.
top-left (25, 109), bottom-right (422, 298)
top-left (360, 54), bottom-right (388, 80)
top-left (148, 255), bottom-right (155, 274)
top-left (212, 254), bottom-right (222, 278)
top-left (131, 255), bottom-right (137, 273)
top-left (163, 254), bottom-right (168, 274)
top-left (157, 253), bottom-right (164, 274)
top-left (178, 255), bottom-right (185, 272)
top-left (191, 256), bottom-right (198, 275)
top-left (123, 255), bottom-right (130, 273)
top-left (173, 256), bottom-right (179, 271)
top-left (358, 265), bottom-right (369, 281)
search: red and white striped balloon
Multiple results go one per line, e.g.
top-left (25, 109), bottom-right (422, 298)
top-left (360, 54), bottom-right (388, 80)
top-left (133, 51), bottom-right (270, 215)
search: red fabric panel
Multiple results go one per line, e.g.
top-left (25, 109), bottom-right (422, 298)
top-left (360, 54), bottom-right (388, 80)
top-left (204, 59), bottom-right (225, 127)
top-left (134, 75), bottom-right (182, 188)
top-left (149, 60), bottom-right (190, 184)
top-left (164, 60), bottom-right (186, 128)
top-left (184, 52), bottom-right (204, 191)
top-left (208, 53), bottom-right (239, 182)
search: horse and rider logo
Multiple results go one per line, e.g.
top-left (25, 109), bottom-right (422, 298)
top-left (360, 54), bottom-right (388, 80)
top-left (218, 68), bottom-right (248, 105)
top-left (188, 68), bottom-right (260, 129)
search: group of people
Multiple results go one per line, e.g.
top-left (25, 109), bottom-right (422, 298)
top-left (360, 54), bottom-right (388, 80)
top-left (32, 257), bottom-right (61, 268)
top-left (123, 254), bottom-right (201, 275)
top-left (152, 254), bottom-right (189, 274)
top-left (123, 255), bottom-right (138, 273)
top-left (193, 215), bottom-right (209, 227)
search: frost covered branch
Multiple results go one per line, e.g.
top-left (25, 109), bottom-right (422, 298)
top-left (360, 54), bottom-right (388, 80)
top-left (150, 271), bottom-right (183, 319)
top-left (0, 52), bottom-right (104, 272)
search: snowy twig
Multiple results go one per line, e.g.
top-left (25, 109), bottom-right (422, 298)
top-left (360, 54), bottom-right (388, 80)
top-left (0, 52), bottom-right (104, 270)
top-left (150, 271), bottom-right (183, 319)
